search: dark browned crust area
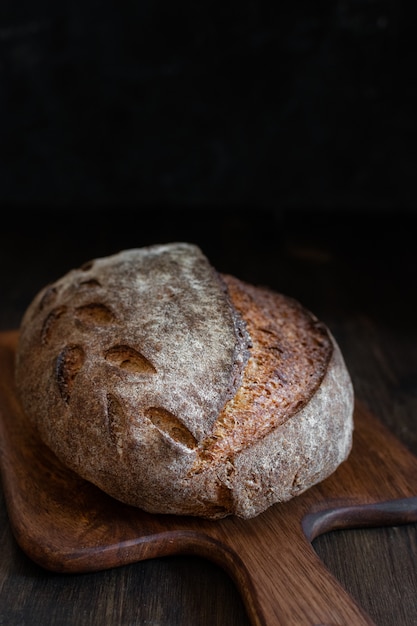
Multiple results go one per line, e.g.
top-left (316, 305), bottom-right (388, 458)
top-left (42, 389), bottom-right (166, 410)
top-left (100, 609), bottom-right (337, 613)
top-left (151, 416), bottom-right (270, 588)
top-left (194, 274), bottom-right (334, 468)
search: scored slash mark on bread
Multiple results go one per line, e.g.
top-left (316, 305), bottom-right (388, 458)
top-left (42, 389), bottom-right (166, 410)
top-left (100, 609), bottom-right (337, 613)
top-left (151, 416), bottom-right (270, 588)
top-left (74, 303), bottom-right (116, 326)
top-left (41, 306), bottom-right (67, 345)
top-left (106, 393), bottom-right (129, 457)
top-left (55, 345), bottom-right (85, 403)
top-left (104, 345), bottom-right (157, 374)
top-left (145, 407), bottom-right (198, 450)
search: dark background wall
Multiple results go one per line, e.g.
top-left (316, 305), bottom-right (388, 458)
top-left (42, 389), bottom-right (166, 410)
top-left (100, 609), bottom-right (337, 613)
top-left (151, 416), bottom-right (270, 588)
top-left (0, 0), bottom-right (416, 213)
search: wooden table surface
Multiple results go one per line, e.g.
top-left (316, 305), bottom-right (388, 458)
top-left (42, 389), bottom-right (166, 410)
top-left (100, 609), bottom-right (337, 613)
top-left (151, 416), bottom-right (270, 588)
top-left (1, 208), bottom-right (416, 626)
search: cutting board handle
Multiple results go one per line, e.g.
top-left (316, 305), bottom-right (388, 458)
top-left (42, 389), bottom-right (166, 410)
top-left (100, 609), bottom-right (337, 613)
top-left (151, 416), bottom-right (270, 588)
top-left (188, 509), bottom-right (377, 625)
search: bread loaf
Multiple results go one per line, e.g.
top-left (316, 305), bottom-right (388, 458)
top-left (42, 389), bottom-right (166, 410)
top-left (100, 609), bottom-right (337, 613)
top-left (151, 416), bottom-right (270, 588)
top-left (14, 242), bottom-right (354, 519)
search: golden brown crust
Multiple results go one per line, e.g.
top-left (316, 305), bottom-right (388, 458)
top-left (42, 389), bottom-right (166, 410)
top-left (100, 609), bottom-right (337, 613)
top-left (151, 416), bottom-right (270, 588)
top-left (194, 274), bottom-right (334, 468)
top-left (14, 243), bottom-right (354, 520)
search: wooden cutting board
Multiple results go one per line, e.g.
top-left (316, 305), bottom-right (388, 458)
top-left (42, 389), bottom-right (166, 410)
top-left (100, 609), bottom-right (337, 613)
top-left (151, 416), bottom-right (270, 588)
top-left (1, 330), bottom-right (417, 626)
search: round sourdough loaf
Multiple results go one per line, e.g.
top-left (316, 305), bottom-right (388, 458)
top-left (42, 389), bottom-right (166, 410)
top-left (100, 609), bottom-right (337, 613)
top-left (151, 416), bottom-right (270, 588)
top-left (14, 242), bottom-right (354, 519)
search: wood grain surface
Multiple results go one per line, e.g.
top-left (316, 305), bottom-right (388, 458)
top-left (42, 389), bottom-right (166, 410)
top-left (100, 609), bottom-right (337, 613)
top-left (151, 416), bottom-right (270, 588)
top-left (0, 209), bottom-right (416, 626)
